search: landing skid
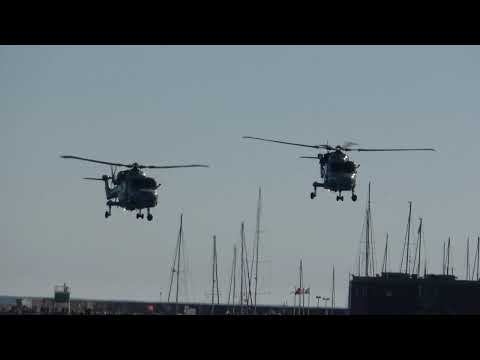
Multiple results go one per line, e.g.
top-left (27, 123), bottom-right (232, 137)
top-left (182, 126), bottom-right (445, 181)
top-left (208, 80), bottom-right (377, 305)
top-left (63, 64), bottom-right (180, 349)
top-left (104, 201), bottom-right (153, 221)
top-left (105, 200), bottom-right (120, 219)
top-left (310, 181), bottom-right (323, 199)
top-left (136, 208), bottom-right (153, 221)
top-left (310, 182), bottom-right (357, 202)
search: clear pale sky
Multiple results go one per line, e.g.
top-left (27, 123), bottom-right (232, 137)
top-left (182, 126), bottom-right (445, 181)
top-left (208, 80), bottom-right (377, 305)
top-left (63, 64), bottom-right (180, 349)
top-left (1, 46), bottom-right (480, 307)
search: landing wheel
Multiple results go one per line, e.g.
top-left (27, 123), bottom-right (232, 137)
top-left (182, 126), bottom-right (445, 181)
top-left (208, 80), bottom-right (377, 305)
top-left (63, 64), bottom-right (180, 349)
top-left (105, 211), bottom-right (110, 218)
top-left (147, 214), bottom-right (153, 221)
top-left (310, 192), bottom-right (316, 199)
top-left (352, 194), bottom-right (357, 202)
top-left (336, 196), bottom-right (340, 201)
top-left (136, 213), bottom-right (141, 219)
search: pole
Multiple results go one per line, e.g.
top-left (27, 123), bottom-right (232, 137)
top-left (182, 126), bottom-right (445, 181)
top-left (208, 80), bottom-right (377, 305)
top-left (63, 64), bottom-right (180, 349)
top-left (211, 235), bottom-right (215, 314)
top-left (215, 237), bottom-right (220, 306)
top-left (300, 260), bottom-right (304, 315)
top-left (168, 214), bottom-right (183, 303)
top-left (240, 222), bottom-right (244, 314)
top-left (175, 214), bottom-right (182, 314)
top-left (417, 218), bottom-right (422, 276)
top-left (466, 237), bottom-right (470, 280)
top-left (232, 245), bottom-right (237, 314)
top-left (442, 241), bottom-right (445, 275)
top-left (332, 266), bottom-right (335, 309)
top-left (405, 201), bottom-right (412, 274)
top-left (477, 237), bottom-right (480, 280)
top-left (447, 237), bottom-right (451, 276)
top-left (254, 187), bottom-right (261, 314)
top-left (382, 233), bottom-right (388, 273)
top-left (365, 183), bottom-right (371, 277)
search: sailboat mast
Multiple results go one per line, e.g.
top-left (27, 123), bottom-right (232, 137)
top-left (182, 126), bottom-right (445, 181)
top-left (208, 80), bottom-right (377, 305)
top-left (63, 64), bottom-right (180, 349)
top-left (215, 240), bottom-right (220, 305)
top-left (232, 245), bottom-right (237, 313)
top-left (240, 222), bottom-right (245, 313)
top-left (331, 265), bottom-right (335, 309)
top-left (417, 218), bottom-right (422, 276)
top-left (175, 214), bottom-right (183, 313)
top-left (477, 237), bottom-right (479, 280)
top-left (405, 202), bottom-right (412, 274)
top-left (365, 183), bottom-right (371, 277)
top-left (254, 187), bottom-right (262, 314)
top-left (442, 241), bottom-right (445, 275)
top-left (167, 230), bottom-right (179, 302)
top-left (447, 237), bottom-right (451, 276)
top-left (382, 233), bottom-right (389, 273)
top-left (211, 235), bottom-right (215, 313)
top-left (466, 237), bottom-right (470, 280)
top-left (300, 259), bottom-right (304, 315)
top-left (227, 244), bottom-right (236, 309)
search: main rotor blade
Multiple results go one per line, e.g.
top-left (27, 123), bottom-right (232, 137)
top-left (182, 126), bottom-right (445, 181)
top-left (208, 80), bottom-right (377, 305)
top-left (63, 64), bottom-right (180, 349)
top-left (243, 136), bottom-right (322, 149)
top-left (139, 164), bottom-right (210, 169)
top-left (83, 177), bottom-right (108, 181)
top-left (299, 156), bottom-right (320, 159)
top-left (353, 148), bottom-right (436, 152)
top-left (61, 155), bottom-right (129, 167)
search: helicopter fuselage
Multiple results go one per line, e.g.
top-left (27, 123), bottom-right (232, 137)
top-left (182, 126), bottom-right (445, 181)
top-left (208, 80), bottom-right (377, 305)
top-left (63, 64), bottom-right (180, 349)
top-left (321, 150), bottom-right (357, 192)
top-left (311, 149), bottom-right (359, 200)
top-left (105, 169), bottom-right (158, 211)
top-left (322, 169), bottom-right (357, 192)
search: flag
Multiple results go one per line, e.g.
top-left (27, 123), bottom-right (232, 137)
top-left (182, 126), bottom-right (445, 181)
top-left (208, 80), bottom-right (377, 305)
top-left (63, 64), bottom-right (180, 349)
top-left (294, 288), bottom-right (304, 295)
top-left (304, 288), bottom-right (310, 295)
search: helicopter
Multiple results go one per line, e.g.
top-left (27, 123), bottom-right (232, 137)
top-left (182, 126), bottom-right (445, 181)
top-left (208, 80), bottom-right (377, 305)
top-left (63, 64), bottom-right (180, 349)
top-left (242, 136), bottom-right (435, 202)
top-left (61, 155), bottom-right (209, 220)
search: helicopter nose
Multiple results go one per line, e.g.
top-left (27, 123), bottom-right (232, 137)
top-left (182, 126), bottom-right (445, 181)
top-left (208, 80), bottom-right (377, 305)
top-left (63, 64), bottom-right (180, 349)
top-left (138, 189), bottom-right (157, 206)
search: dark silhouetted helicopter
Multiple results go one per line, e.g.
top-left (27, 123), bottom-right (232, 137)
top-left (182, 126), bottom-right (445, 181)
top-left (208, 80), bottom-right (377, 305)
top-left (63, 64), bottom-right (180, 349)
top-left (61, 155), bottom-right (209, 220)
top-left (243, 136), bottom-right (435, 202)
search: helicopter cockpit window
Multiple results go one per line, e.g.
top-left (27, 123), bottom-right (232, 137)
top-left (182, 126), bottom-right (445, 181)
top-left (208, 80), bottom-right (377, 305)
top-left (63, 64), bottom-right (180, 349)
top-left (131, 178), bottom-right (157, 190)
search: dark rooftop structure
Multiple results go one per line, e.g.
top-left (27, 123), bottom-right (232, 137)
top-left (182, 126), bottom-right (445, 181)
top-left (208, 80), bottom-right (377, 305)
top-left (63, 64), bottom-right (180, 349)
top-left (349, 272), bottom-right (480, 314)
